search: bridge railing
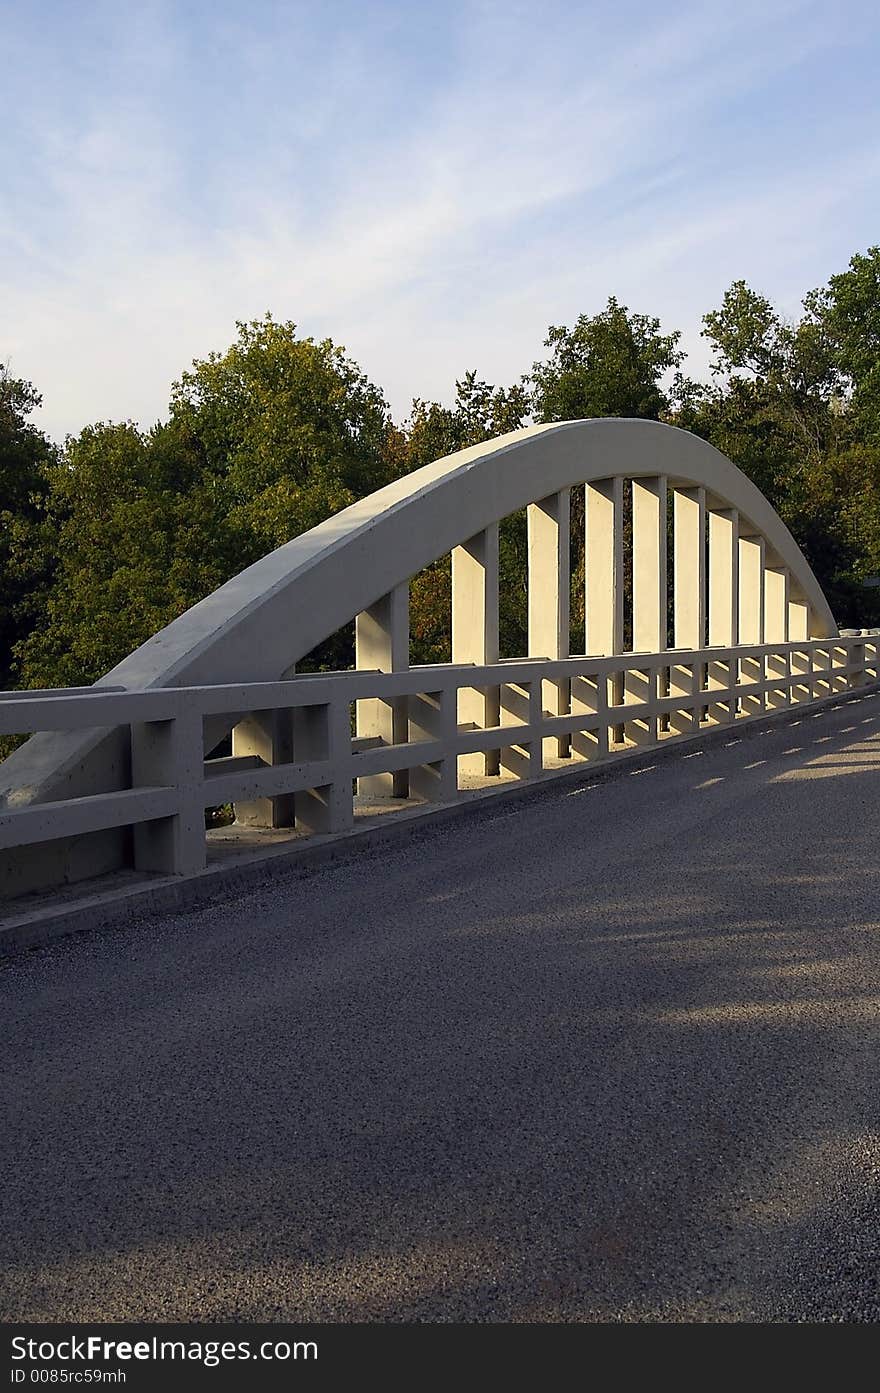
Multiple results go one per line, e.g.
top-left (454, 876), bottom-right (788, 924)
top-left (0, 634), bottom-right (877, 881)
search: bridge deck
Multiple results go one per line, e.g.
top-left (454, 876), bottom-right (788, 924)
top-left (2, 693), bottom-right (879, 1322)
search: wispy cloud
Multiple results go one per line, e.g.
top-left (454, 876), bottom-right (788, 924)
top-left (2, 0), bottom-right (879, 439)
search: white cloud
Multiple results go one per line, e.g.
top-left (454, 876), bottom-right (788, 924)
top-left (2, 0), bottom-right (878, 438)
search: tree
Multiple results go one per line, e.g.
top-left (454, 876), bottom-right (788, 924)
top-left (530, 297), bottom-right (685, 424)
top-left (8, 260), bottom-right (880, 699)
top-left (672, 269), bottom-right (879, 625)
top-left (806, 249), bottom-right (880, 619)
top-left (811, 247), bottom-right (880, 440)
top-left (0, 366), bottom-right (56, 687)
top-left (15, 317), bottom-right (398, 688)
top-left (14, 421), bottom-right (230, 689)
top-left (169, 314), bottom-right (395, 570)
top-left (701, 279), bottom-right (840, 468)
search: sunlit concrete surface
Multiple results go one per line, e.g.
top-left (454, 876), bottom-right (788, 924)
top-left (2, 693), bottom-right (879, 1323)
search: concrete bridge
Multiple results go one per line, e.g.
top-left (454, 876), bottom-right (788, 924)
top-left (0, 418), bottom-right (876, 939)
top-left (1, 419), bottom-right (878, 1320)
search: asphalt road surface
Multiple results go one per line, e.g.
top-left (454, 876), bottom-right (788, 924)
top-left (2, 692), bottom-right (880, 1323)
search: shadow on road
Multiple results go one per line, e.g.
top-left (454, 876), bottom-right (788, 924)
top-left (1, 696), bottom-right (879, 1321)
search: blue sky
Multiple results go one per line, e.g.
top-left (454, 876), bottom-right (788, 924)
top-left (3, 0), bottom-right (879, 440)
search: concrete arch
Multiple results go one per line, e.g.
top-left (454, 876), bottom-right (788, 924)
top-left (83, 417), bottom-right (837, 689)
top-left (0, 418), bottom-right (837, 894)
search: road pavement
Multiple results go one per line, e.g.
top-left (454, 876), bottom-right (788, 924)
top-left (2, 691), bottom-right (879, 1322)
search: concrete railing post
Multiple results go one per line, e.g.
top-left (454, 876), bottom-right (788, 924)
top-left (131, 707), bottom-right (205, 875)
top-left (232, 710), bottom-right (295, 827)
top-left (356, 583), bottom-right (410, 798)
top-left (293, 700), bottom-right (353, 835)
top-left (571, 670), bottom-right (608, 761)
top-left (453, 524), bottom-right (500, 777)
top-left (409, 686), bottom-right (457, 801)
top-left (527, 677), bottom-right (544, 775)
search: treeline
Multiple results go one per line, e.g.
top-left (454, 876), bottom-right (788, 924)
top-left (2, 246), bottom-right (879, 693)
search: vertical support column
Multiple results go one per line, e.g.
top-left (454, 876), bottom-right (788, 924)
top-left (707, 508), bottom-right (738, 723)
top-left (232, 710), bottom-right (295, 827)
top-left (764, 565), bottom-right (790, 709)
top-left (708, 508), bottom-right (739, 647)
top-left (528, 489), bottom-right (571, 758)
top-left (453, 524), bottom-right (500, 777)
top-left (632, 476), bottom-right (668, 654)
top-left (788, 593), bottom-right (810, 642)
top-left (585, 478), bottom-right (624, 656)
top-left (132, 707), bottom-right (205, 875)
top-left (788, 586), bottom-right (811, 704)
top-left (627, 462), bottom-right (664, 744)
top-left (355, 583), bottom-right (410, 798)
top-left (738, 535), bottom-right (765, 645)
top-left (587, 477), bottom-right (624, 742)
top-left (738, 534), bottom-right (765, 714)
top-left (673, 486), bottom-right (706, 650)
top-left (763, 566), bottom-right (789, 643)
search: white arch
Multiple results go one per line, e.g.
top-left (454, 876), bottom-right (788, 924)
top-left (0, 419), bottom-right (837, 894)
top-left (90, 417), bottom-right (837, 689)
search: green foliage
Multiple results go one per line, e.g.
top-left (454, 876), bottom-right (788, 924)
top-left (12, 318), bottom-right (396, 688)
top-left (405, 370), bottom-right (530, 468)
top-left (530, 297), bottom-right (685, 423)
top-left (670, 260), bottom-right (880, 624)
top-left (0, 366), bottom-right (56, 688)
top-left (812, 248), bottom-right (880, 438)
top-left (4, 258), bottom-right (880, 698)
top-left (15, 421), bottom-right (230, 688)
top-left (169, 315), bottom-right (394, 568)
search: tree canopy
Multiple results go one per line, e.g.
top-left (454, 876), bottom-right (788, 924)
top-left (10, 319), bottom-right (398, 687)
top-left (3, 249), bottom-right (879, 696)
top-left (0, 366), bottom-right (56, 689)
top-left (530, 297), bottom-right (685, 423)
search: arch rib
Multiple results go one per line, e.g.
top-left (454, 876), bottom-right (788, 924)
top-left (88, 418), bottom-right (836, 690)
